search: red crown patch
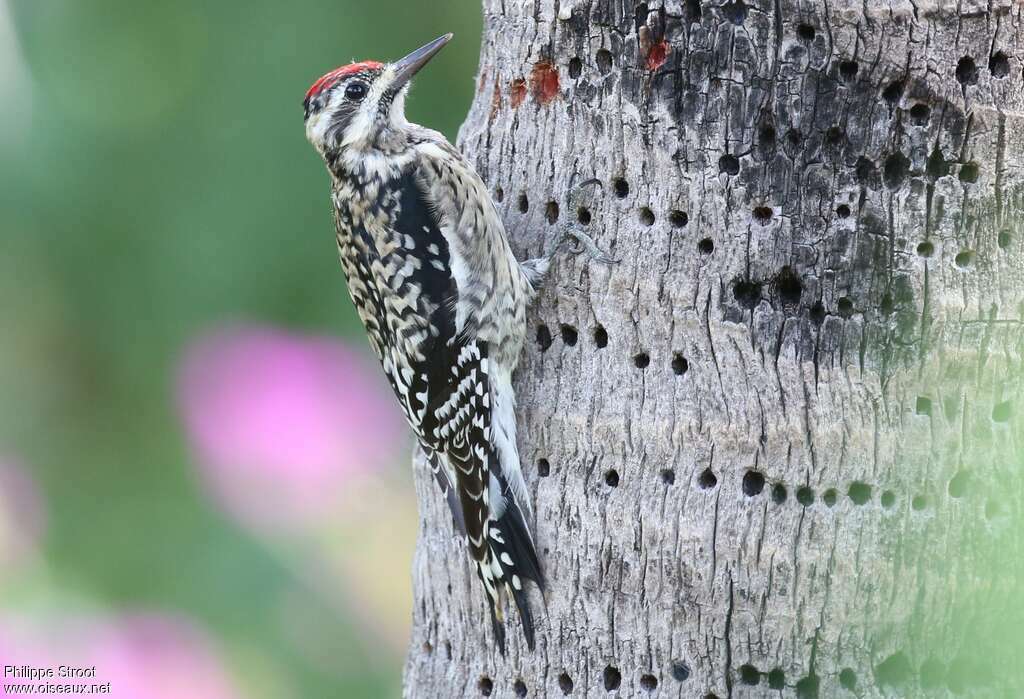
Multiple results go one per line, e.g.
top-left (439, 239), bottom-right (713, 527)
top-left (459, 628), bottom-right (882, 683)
top-left (305, 61), bottom-right (384, 101)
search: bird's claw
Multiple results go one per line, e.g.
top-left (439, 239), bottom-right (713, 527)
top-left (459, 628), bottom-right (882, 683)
top-left (559, 227), bottom-right (618, 265)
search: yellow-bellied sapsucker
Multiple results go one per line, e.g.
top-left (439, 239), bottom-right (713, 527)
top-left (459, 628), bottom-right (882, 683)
top-left (302, 34), bottom-right (609, 651)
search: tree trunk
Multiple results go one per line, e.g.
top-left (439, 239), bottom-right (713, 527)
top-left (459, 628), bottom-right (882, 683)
top-left (404, 1), bottom-right (1024, 696)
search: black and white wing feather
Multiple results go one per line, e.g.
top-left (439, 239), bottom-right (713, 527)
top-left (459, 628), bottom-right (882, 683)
top-left (339, 163), bottom-right (542, 650)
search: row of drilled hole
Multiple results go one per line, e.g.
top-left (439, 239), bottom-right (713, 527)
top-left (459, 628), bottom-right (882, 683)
top-left (504, 183), bottom-right (687, 227)
top-left (508, 163), bottom-right (1013, 278)
top-left (479, 652), bottom-right (961, 696)
top-left (478, 661), bottom-right (815, 696)
top-left (479, 661), bottom-right (688, 696)
top-left (789, 22), bottom-right (1014, 90)
top-left (742, 650), bottom-right (971, 694)
top-left (473, 649), bottom-right (961, 695)
top-left (536, 323), bottom-right (691, 375)
top-left (508, 178), bottom-right (1010, 293)
top-left (502, 179), bottom-right (719, 255)
top-left (732, 263), bottom-right (1002, 319)
top-left (731, 255), bottom-right (1004, 316)
top-left (475, 635), bottom-right (962, 695)
top-left (554, 464), bottom-right (1000, 517)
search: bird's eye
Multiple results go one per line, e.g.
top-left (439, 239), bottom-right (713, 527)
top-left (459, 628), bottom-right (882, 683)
top-left (344, 82), bottom-right (367, 101)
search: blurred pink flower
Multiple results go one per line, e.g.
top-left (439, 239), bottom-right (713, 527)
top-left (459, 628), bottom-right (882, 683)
top-left (0, 458), bottom-right (45, 575)
top-left (177, 325), bottom-right (404, 531)
top-left (0, 613), bottom-right (241, 699)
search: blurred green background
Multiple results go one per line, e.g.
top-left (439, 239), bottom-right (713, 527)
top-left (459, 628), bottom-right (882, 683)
top-left (0, 1), bottom-right (482, 696)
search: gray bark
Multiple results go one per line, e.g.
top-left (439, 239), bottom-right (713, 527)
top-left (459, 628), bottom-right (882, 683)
top-left (404, 1), bottom-right (1024, 696)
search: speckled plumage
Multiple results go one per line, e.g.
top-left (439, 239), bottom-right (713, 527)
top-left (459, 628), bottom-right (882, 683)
top-left (304, 36), bottom-right (542, 651)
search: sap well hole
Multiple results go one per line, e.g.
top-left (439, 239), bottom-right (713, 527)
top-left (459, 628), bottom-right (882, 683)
top-left (837, 297), bottom-right (854, 317)
top-left (733, 280), bottom-right (762, 309)
top-left (698, 468), bottom-right (717, 489)
top-left (989, 51), bottom-right (1011, 78)
top-left (771, 483), bottom-right (788, 504)
top-left (560, 324), bottom-right (578, 346)
top-left (739, 664), bottom-right (760, 685)
top-left (536, 324), bottom-right (553, 351)
top-left (568, 57), bottom-right (583, 79)
top-left (948, 471), bottom-right (968, 498)
top-left (958, 162), bottom-right (979, 183)
top-left (742, 470), bottom-right (765, 496)
top-left (882, 79), bottom-right (904, 103)
top-left (671, 662), bottom-right (690, 681)
top-left (909, 103), bottom-right (930, 125)
top-left (956, 55), bottom-right (978, 85)
top-left (603, 666), bottom-right (621, 691)
top-left (848, 481), bottom-right (871, 505)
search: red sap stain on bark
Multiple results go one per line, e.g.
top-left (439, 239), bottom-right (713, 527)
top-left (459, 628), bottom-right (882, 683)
top-left (529, 61), bottom-right (560, 104)
top-left (509, 78), bottom-right (527, 108)
top-left (646, 40), bottom-right (670, 71)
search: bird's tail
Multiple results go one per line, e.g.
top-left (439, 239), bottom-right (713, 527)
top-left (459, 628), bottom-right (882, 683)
top-left (474, 481), bottom-right (544, 653)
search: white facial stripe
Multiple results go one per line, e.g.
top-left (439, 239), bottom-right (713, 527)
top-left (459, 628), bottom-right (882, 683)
top-left (389, 86), bottom-right (410, 130)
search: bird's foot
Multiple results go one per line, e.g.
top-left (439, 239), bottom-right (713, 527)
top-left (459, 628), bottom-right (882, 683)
top-left (522, 227), bottom-right (615, 293)
top-left (556, 226), bottom-right (618, 265)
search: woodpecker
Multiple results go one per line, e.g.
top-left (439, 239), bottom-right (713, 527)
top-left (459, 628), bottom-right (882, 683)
top-left (303, 34), bottom-right (608, 651)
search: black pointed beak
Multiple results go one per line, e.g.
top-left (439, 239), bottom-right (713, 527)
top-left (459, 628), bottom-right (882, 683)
top-left (391, 33), bottom-right (453, 90)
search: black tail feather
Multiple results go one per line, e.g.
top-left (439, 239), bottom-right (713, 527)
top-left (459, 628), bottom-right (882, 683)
top-left (477, 494), bottom-right (543, 652)
top-left (471, 447), bottom-right (544, 652)
top-left (497, 496), bottom-right (545, 591)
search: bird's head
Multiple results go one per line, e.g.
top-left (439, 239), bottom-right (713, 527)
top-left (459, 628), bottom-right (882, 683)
top-left (303, 33), bottom-right (452, 158)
